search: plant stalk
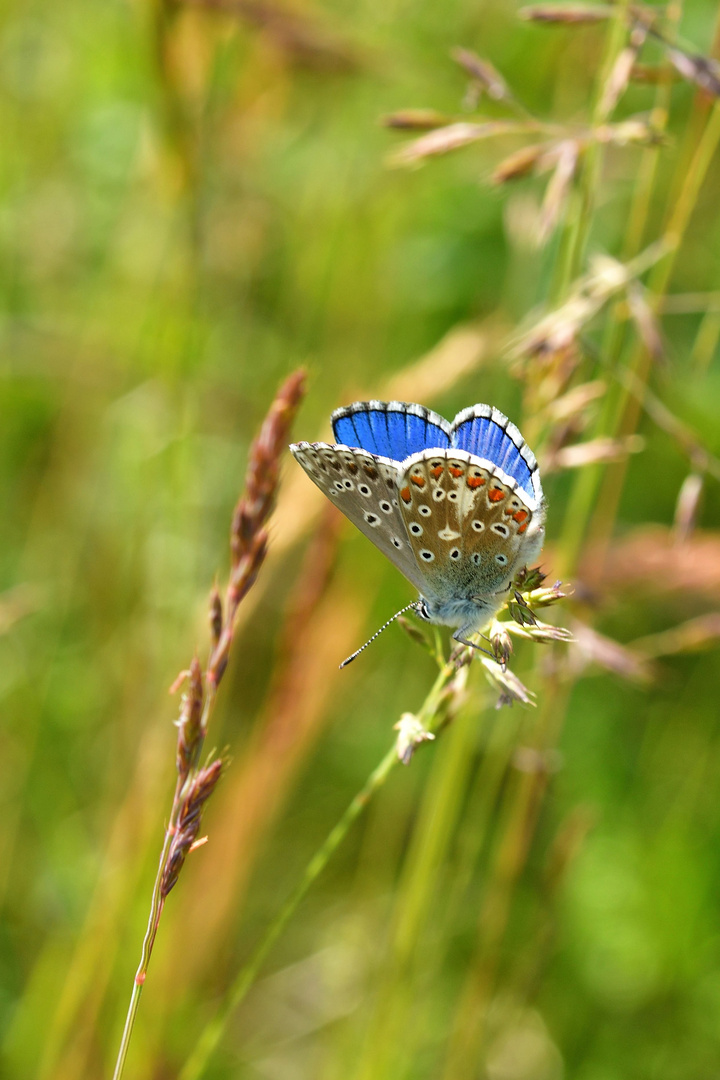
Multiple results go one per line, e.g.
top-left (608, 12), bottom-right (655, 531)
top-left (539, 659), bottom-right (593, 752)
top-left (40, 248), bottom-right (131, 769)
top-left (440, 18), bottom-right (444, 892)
top-left (180, 657), bottom-right (459, 1080)
top-left (111, 783), bottom-right (179, 1080)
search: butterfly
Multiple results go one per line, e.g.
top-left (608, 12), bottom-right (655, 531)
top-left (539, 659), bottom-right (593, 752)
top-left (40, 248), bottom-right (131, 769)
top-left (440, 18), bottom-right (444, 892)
top-left (290, 400), bottom-right (546, 664)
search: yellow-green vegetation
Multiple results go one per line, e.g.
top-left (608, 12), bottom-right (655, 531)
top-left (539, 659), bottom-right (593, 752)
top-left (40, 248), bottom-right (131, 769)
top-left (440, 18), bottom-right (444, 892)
top-left (3, 2), bottom-right (720, 1078)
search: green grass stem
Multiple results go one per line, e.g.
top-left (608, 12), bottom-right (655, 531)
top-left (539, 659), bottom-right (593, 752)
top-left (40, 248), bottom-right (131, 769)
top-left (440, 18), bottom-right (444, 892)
top-left (180, 658), bottom-right (460, 1080)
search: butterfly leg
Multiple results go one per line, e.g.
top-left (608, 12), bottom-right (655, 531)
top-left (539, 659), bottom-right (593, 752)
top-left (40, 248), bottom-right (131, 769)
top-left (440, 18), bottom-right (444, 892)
top-left (451, 628), bottom-right (494, 664)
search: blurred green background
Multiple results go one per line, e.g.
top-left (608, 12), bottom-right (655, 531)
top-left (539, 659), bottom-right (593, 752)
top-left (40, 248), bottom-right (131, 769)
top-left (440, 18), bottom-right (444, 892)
top-left (3, 0), bottom-right (720, 1077)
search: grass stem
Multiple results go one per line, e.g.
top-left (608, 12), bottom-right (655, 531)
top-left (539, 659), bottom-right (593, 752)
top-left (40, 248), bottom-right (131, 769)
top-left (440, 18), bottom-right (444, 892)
top-left (180, 657), bottom-right (460, 1079)
top-left (111, 797), bottom-right (177, 1080)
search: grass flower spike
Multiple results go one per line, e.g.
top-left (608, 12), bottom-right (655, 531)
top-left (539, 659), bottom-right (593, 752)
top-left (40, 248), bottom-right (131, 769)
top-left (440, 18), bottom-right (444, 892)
top-left (111, 370), bottom-right (305, 1080)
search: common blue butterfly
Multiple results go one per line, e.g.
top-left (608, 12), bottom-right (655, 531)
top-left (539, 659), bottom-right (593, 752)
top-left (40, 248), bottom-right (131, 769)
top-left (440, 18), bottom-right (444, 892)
top-left (290, 401), bottom-right (546, 663)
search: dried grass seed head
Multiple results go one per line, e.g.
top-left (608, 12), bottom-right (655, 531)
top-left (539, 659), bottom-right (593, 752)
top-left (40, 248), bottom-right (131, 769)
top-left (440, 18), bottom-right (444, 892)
top-left (175, 657), bottom-right (204, 782)
top-left (161, 759), bottom-right (224, 898)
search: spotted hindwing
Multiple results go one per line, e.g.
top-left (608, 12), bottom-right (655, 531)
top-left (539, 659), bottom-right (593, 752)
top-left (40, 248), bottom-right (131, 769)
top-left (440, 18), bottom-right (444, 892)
top-left (396, 449), bottom-right (542, 600)
top-left (290, 441), bottom-right (428, 591)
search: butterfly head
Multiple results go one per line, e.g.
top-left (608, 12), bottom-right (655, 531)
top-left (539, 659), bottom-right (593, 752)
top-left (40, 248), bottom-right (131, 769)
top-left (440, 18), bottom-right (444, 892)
top-left (414, 591), bottom-right (507, 634)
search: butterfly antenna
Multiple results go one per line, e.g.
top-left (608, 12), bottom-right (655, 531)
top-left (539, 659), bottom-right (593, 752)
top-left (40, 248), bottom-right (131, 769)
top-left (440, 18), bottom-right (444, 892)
top-left (339, 602), bottom-right (421, 669)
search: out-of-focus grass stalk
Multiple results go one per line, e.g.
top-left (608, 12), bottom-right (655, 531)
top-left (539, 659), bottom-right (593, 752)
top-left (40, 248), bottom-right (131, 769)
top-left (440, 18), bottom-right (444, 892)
top-left (550, 0), bottom-right (630, 302)
top-left (179, 655), bottom-right (465, 1080)
top-left (393, 703), bottom-right (524, 1059)
top-left (441, 680), bottom-right (571, 1077)
top-left (586, 97), bottom-right (720, 561)
top-left (598, 3), bottom-right (681, 362)
top-left (555, 3), bottom-right (655, 575)
top-left (545, 1), bottom-right (642, 567)
top-left (577, 4), bottom-right (682, 532)
top-left (559, 8), bottom-right (720, 575)
top-left (178, 743), bottom-right (399, 1080)
top-left (353, 677), bottom-right (480, 1080)
top-left (690, 307), bottom-right (720, 371)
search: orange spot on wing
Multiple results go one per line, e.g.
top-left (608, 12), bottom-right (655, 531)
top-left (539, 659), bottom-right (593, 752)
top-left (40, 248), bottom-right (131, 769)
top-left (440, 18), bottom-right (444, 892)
top-left (513, 510), bottom-right (528, 524)
top-left (400, 486), bottom-right (412, 504)
top-left (430, 465), bottom-right (444, 479)
top-left (467, 476), bottom-right (485, 489)
top-left (449, 466), bottom-right (463, 478)
top-left (410, 475), bottom-right (426, 488)
top-left (517, 522), bottom-right (528, 534)
top-left (488, 487), bottom-right (505, 502)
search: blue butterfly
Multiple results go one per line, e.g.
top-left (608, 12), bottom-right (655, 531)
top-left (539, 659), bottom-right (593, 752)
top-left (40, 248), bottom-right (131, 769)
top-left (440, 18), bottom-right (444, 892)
top-left (290, 400), bottom-right (546, 663)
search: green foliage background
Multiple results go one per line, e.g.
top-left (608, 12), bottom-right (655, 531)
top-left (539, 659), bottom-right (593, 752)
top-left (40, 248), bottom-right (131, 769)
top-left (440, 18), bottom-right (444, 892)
top-left (2, 1), bottom-right (720, 1077)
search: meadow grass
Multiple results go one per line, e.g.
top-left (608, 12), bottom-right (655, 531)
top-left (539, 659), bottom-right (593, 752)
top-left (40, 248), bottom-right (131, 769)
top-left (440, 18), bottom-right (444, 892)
top-left (3, 2), bottom-right (720, 1079)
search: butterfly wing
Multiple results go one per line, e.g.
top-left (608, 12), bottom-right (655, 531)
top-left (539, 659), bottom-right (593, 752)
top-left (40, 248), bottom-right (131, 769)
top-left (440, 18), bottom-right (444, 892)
top-left (332, 401), bottom-right (452, 461)
top-left (291, 402), bottom-right (546, 624)
top-left (396, 448), bottom-right (545, 604)
top-left (289, 441), bottom-right (429, 592)
top-left (451, 404), bottom-right (543, 504)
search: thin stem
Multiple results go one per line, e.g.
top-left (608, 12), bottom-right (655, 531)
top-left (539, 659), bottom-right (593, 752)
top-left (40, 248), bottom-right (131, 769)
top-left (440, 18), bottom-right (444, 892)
top-left (651, 105), bottom-right (720, 295)
top-left (690, 309), bottom-right (720, 371)
top-left (586, 100), bottom-right (720, 561)
top-left (441, 678), bottom-right (569, 1078)
top-left (180, 747), bottom-right (398, 1080)
top-left (556, 37), bottom-right (690, 576)
top-left (539, 12), bottom-right (630, 566)
top-left (622, 6), bottom-right (681, 259)
top-left (180, 658), bottom-right (458, 1080)
top-left (550, 1), bottom-right (630, 302)
top-left (594, 3), bottom-right (681, 381)
top-left (112, 783), bottom-right (179, 1080)
top-left (353, 685), bottom-right (481, 1080)
top-left (113, 643), bottom-right (235, 1077)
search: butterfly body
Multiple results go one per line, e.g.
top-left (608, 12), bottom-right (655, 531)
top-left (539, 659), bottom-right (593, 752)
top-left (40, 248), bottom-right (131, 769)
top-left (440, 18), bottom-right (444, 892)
top-left (290, 401), bottom-right (545, 644)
